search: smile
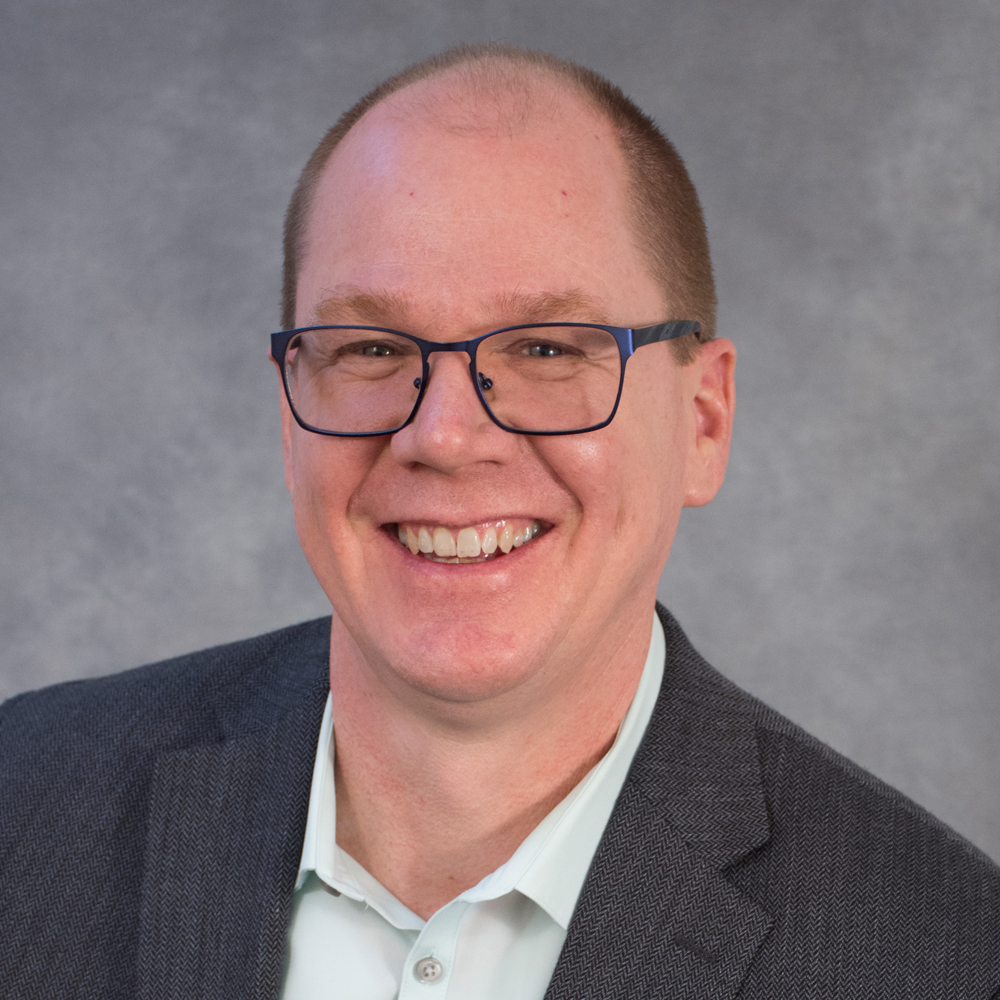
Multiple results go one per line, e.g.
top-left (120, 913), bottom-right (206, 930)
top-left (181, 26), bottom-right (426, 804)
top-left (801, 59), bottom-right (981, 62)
top-left (394, 519), bottom-right (546, 563)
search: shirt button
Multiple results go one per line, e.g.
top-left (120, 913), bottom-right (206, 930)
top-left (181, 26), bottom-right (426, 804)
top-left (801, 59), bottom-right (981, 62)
top-left (414, 957), bottom-right (444, 984)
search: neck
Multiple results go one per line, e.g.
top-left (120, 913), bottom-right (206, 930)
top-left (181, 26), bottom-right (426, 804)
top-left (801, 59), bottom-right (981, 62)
top-left (328, 608), bottom-right (653, 920)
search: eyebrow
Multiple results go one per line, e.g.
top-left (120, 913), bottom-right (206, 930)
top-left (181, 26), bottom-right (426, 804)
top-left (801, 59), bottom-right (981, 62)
top-left (310, 288), bottom-right (613, 331)
top-left (312, 290), bottom-right (412, 326)
top-left (491, 290), bottom-right (612, 325)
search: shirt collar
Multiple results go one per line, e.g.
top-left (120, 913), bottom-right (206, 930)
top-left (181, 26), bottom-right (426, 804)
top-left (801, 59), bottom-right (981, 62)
top-left (295, 611), bottom-right (665, 932)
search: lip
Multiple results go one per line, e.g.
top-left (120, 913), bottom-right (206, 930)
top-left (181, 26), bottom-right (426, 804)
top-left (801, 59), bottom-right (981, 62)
top-left (382, 515), bottom-right (546, 529)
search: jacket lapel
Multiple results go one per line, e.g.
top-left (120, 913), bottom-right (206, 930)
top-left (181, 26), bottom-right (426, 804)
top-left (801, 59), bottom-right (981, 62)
top-left (137, 689), bottom-right (326, 1000)
top-left (545, 607), bottom-right (774, 1000)
top-left (134, 607), bottom-right (768, 999)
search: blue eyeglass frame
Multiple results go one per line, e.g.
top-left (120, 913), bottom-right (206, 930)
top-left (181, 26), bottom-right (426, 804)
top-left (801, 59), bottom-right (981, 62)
top-left (270, 319), bottom-right (701, 437)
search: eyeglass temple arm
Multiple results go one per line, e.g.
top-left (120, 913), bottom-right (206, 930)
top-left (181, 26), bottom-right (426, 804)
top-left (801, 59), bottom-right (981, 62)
top-left (630, 320), bottom-right (701, 351)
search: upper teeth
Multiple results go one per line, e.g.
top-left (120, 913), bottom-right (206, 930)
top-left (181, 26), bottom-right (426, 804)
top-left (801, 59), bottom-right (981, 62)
top-left (396, 520), bottom-right (542, 560)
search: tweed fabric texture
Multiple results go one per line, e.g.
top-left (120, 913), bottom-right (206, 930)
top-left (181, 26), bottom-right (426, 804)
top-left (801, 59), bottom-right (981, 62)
top-left (542, 607), bottom-right (1000, 999)
top-left (1, 617), bottom-right (330, 999)
top-left (2, 607), bottom-right (999, 998)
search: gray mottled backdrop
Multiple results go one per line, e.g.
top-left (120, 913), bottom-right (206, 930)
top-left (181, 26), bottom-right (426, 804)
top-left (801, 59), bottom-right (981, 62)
top-left (2, 0), bottom-right (997, 860)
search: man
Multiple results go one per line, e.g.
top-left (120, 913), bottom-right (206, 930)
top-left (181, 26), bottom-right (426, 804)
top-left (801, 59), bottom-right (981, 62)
top-left (2, 44), bottom-right (998, 999)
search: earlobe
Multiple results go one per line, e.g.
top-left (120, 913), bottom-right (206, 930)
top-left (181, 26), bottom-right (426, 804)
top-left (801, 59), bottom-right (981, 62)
top-left (682, 337), bottom-right (736, 508)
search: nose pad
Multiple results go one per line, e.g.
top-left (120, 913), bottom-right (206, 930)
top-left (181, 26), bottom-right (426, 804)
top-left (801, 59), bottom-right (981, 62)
top-left (390, 351), bottom-right (516, 470)
top-left (414, 352), bottom-right (490, 402)
top-left (412, 351), bottom-right (485, 422)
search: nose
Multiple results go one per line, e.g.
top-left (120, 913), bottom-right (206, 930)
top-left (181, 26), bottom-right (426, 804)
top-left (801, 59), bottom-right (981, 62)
top-left (390, 351), bottom-right (518, 472)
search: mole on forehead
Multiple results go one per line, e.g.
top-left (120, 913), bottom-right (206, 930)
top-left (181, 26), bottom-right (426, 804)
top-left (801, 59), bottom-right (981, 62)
top-left (311, 288), bottom-right (611, 328)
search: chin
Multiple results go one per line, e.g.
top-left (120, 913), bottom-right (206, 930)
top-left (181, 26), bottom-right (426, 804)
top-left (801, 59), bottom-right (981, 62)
top-left (382, 619), bottom-right (550, 704)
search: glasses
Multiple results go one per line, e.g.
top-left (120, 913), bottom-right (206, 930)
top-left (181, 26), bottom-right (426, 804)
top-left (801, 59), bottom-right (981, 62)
top-left (270, 320), bottom-right (700, 437)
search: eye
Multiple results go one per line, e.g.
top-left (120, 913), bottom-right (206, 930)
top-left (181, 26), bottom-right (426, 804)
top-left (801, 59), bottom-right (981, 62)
top-left (360, 343), bottom-right (397, 357)
top-left (526, 342), bottom-right (563, 357)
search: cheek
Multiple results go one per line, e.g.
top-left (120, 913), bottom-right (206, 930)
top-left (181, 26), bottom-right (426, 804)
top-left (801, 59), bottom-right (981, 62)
top-left (537, 413), bottom-right (679, 544)
top-left (566, 379), bottom-right (688, 543)
top-left (288, 431), bottom-right (381, 553)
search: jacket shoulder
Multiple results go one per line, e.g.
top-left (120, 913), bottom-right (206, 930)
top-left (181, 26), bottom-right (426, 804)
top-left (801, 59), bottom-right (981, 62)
top-left (741, 720), bottom-right (1000, 995)
top-left (657, 601), bottom-right (997, 864)
top-left (0, 616), bottom-right (331, 771)
top-left (653, 605), bottom-right (1000, 995)
top-left (0, 618), bottom-right (330, 999)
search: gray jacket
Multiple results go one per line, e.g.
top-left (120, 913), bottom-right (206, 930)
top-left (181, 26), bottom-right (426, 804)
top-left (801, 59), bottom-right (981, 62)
top-left (3, 606), bottom-right (998, 998)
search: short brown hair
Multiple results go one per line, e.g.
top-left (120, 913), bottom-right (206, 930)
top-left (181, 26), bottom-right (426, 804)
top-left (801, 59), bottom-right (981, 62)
top-left (281, 44), bottom-right (716, 364)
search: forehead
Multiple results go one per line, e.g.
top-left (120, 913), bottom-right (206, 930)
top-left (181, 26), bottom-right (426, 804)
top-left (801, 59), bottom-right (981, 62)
top-left (296, 69), bottom-right (663, 330)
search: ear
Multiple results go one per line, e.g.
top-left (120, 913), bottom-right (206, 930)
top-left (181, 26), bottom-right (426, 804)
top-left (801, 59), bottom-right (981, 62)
top-left (682, 337), bottom-right (736, 507)
top-left (271, 353), bottom-right (297, 499)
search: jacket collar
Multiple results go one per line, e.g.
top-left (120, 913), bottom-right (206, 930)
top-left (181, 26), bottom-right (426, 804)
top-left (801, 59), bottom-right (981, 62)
top-left (631, 604), bottom-right (771, 868)
top-left (137, 621), bottom-right (330, 1000)
top-left (544, 604), bottom-right (773, 1000)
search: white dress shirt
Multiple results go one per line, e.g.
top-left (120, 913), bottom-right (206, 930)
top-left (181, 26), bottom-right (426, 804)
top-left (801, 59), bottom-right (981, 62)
top-left (279, 612), bottom-right (665, 1000)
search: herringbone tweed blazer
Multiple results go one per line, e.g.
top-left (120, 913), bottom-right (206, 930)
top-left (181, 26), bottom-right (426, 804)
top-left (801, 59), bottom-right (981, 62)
top-left (2, 606), bottom-right (998, 999)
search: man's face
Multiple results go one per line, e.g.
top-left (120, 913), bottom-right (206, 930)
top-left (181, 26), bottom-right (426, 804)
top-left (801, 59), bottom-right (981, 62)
top-left (283, 75), bottom-right (732, 710)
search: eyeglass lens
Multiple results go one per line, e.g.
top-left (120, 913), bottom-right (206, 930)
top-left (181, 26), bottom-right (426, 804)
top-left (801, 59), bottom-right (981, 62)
top-left (283, 326), bottom-right (623, 434)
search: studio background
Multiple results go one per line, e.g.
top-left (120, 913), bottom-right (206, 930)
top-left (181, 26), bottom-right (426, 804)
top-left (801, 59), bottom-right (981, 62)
top-left (2, 0), bottom-right (997, 861)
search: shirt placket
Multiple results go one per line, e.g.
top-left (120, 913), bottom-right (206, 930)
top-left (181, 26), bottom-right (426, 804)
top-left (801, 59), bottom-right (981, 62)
top-left (397, 899), bottom-right (470, 998)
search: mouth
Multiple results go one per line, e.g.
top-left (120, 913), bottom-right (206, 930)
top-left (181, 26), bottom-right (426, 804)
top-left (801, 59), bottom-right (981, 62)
top-left (391, 518), bottom-right (548, 563)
